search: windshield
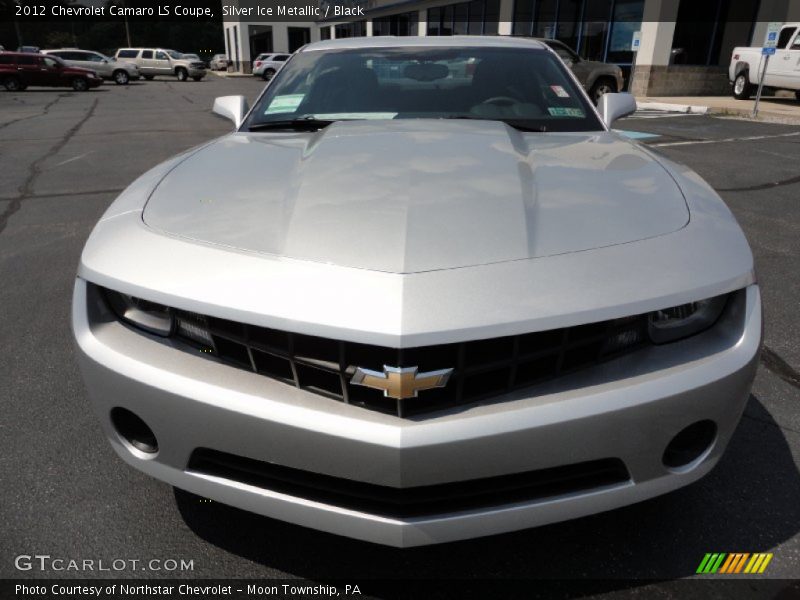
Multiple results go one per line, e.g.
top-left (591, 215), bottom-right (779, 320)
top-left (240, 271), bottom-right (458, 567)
top-left (165, 49), bottom-right (182, 59)
top-left (244, 46), bottom-right (603, 132)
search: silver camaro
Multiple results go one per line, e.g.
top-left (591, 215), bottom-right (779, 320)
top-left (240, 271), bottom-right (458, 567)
top-left (73, 37), bottom-right (761, 547)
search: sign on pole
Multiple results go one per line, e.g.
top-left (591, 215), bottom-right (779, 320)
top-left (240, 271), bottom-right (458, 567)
top-left (753, 22), bottom-right (783, 118)
top-left (630, 31), bottom-right (642, 52)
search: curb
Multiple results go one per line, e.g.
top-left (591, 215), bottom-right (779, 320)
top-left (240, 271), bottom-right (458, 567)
top-left (635, 101), bottom-right (709, 114)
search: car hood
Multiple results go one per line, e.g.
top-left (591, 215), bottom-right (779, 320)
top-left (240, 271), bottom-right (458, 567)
top-left (143, 120), bottom-right (688, 273)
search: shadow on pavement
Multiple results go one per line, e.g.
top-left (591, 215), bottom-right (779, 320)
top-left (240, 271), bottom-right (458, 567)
top-left (175, 394), bottom-right (798, 588)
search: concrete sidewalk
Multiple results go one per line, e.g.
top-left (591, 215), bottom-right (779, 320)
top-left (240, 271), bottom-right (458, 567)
top-left (637, 94), bottom-right (800, 124)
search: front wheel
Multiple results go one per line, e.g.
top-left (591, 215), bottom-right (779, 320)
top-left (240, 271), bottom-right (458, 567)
top-left (113, 70), bottom-right (129, 85)
top-left (72, 77), bottom-right (89, 91)
top-left (733, 72), bottom-right (753, 100)
top-left (192, 75), bottom-right (203, 82)
top-left (590, 78), bottom-right (617, 105)
top-left (176, 68), bottom-right (188, 82)
top-left (3, 76), bottom-right (22, 91)
top-left (262, 68), bottom-right (276, 81)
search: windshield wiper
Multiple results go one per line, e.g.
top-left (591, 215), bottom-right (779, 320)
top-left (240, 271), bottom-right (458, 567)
top-left (444, 116), bottom-right (548, 132)
top-left (248, 116), bottom-right (336, 132)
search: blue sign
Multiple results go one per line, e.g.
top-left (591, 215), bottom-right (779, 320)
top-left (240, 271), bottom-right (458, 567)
top-left (762, 47), bottom-right (776, 56)
top-left (768, 32), bottom-right (777, 41)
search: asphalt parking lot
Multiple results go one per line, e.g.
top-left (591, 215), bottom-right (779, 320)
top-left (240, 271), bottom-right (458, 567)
top-left (1, 75), bottom-right (799, 593)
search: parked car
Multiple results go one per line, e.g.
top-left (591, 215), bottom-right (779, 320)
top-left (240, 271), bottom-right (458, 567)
top-left (730, 22), bottom-right (800, 100)
top-left (0, 52), bottom-right (102, 91)
top-left (17, 46), bottom-right (40, 54)
top-left (114, 48), bottom-right (205, 81)
top-left (209, 54), bottom-right (231, 70)
top-left (539, 38), bottom-right (625, 103)
top-left (252, 53), bottom-right (290, 80)
top-left (42, 49), bottom-right (139, 85)
top-left (74, 37), bottom-right (759, 548)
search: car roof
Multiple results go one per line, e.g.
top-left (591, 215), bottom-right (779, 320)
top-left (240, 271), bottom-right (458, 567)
top-left (300, 36), bottom-right (548, 52)
top-left (0, 52), bottom-right (43, 58)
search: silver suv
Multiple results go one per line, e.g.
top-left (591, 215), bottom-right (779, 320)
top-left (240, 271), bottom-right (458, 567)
top-left (114, 48), bottom-right (205, 82)
top-left (42, 49), bottom-right (140, 85)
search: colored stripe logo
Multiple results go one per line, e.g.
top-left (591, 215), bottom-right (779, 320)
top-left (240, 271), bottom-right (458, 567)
top-left (697, 553), bottom-right (773, 574)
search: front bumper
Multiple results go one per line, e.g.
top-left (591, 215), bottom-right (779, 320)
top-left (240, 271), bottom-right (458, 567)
top-left (73, 280), bottom-right (760, 547)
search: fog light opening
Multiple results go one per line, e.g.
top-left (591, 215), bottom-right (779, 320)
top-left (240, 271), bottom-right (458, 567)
top-left (663, 420), bottom-right (717, 470)
top-left (111, 408), bottom-right (159, 455)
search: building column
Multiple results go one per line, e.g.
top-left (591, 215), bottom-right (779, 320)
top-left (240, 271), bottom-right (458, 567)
top-left (497, 0), bottom-right (513, 35)
top-left (330, 24), bottom-right (337, 39)
top-left (418, 10), bottom-right (427, 36)
top-left (273, 24), bottom-right (290, 53)
top-left (629, 0), bottom-right (680, 96)
top-left (366, 19), bottom-right (373, 36)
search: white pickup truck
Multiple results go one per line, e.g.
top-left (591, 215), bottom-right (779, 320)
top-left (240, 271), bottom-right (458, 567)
top-left (729, 23), bottom-right (800, 100)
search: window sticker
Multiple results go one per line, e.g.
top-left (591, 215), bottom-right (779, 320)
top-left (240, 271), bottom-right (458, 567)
top-left (548, 107), bottom-right (585, 117)
top-left (550, 85), bottom-right (570, 98)
top-left (265, 94), bottom-right (305, 114)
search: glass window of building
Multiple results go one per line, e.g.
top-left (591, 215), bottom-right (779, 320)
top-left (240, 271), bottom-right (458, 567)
top-left (373, 12), bottom-right (419, 36)
top-left (428, 0), bottom-right (501, 37)
top-left (671, 0), bottom-right (759, 65)
top-left (512, 0), bottom-right (643, 64)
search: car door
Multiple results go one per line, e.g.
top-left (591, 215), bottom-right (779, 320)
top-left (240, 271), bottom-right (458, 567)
top-left (767, 26), bottom-right (797, 88)
top-left (39, 56), bottom-right (65, 87)
top-left (549, 42), bottom-right (588, 87)
top-left (139, 50), bottom-right (155, 75)
top-left (153, 50), bottom-right (172, 75)
top-left (83, 51), bottom-right (112, 78)
top-left (15, 54), bottom-right (46, 87)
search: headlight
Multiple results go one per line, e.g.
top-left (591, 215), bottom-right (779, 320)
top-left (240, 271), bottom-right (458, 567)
top-left (104, 290), bottom-right (173, 336)
top-left (648, 295), bottom-right (728, 344)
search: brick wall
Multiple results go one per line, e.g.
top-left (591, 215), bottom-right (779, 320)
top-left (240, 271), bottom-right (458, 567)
top-left (630, 65), bottom-right (731, 97)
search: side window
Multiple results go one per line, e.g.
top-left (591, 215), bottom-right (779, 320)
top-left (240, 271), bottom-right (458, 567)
top-left (792, 35), bottom-right (800, 50)
top-left (274, 55), bottom-right (290, 62)
top-left (155, 51), bottom-right (167, 60)
top-left (87, 53), bottom-right (105, 62)
top-left (141, 50), bottom-right (153, 59)
top-left (117, 50), bottom-right (138, 58)
top-left (777, 27), bottom-right (797, 50)
top-left (43, 57), bottom-right (59, 68)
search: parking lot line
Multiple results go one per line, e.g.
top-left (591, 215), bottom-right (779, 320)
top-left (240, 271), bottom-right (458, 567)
top-left (651, 131), bottom-right (800, 147)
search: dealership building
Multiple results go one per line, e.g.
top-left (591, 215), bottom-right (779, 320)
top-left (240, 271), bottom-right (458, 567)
top-left (222, 0), bottom-right (800, 95)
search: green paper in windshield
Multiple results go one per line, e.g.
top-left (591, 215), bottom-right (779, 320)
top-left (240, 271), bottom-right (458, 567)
top-left (265, 94), bottom-right (305, 114)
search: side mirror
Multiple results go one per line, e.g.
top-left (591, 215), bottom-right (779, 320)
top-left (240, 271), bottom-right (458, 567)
top-left (598, 92), bottom-right (637, 127)
top-left (102, 59), bottom-right (108, 64)
top-left (213, 95), bottom-right (249, 128)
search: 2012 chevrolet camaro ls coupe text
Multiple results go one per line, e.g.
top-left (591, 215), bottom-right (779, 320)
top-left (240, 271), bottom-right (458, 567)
top-left (73, 38), bottom-right (761, 547)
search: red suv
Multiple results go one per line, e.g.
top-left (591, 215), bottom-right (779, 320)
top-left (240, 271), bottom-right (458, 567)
top-left (0, 52), bottom-right (103, 91)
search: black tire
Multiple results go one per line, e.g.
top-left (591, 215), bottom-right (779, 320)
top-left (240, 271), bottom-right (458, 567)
top-left (3, 76), bottom-right (22, 91)
top-left (72, 77), bottom-right (89, 91)
top-left (176, 68), bottom-right (188, 82)
top-left (143, 75), bottom-right (154, 81)
top-left (192, 75), bottom-right (203, 82)
top-left (113, 69), bottom-right (129, 85)
top-left (733, 72), bottom-right (753, 100)
top-left (262, 68), bottom-right (276, 81)
top-left (795, 91), bottom-right (800, 102)
top-left (590, 77), bottom-right (617, 105)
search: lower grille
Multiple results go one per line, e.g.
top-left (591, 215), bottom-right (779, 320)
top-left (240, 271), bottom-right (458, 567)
top-left (173, 309), bottom-right (650, 418)
top-left (187, 449), bottom-right (630, 518)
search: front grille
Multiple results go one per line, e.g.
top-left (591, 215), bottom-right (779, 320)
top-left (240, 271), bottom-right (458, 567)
top-left (187, 448), bottom-right (630, 518)
top-left (172, 309), bottom-right (650, 418)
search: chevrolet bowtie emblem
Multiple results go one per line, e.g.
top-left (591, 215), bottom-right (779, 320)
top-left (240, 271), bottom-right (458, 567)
top-left (351, 365), bottom-right (454, 400)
